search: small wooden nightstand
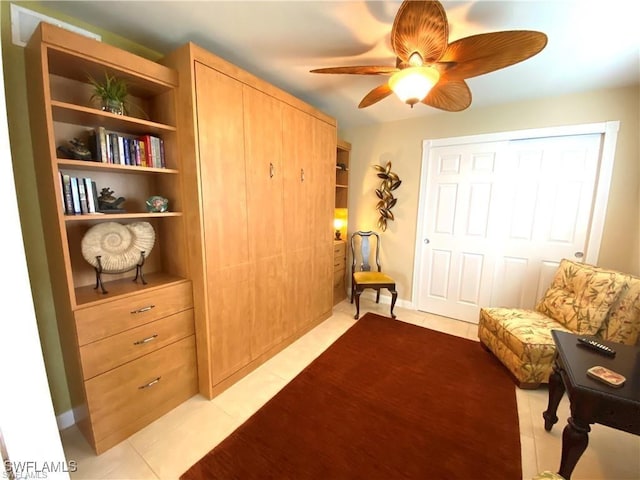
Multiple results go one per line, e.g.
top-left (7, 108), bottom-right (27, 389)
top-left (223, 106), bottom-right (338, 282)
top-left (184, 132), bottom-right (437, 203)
top-left (333, 240), bottom-right (347, 305)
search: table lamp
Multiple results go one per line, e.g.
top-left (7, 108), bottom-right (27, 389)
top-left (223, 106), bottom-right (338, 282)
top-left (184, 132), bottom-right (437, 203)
top-left (334, 218), bottom-right (345, 240)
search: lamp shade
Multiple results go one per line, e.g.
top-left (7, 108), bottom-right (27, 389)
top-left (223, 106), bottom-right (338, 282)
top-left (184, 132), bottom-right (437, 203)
top-left (388, 66), bottom-right (440, 106)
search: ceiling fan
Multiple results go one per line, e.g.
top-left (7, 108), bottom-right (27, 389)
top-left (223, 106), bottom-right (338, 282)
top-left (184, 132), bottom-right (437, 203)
top-left (310, 0), bottom-right (547, 111)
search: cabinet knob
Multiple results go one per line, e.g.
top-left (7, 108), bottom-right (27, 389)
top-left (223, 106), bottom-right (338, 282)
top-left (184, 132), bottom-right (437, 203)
top-left (269, 162), bottom-right (275, 178)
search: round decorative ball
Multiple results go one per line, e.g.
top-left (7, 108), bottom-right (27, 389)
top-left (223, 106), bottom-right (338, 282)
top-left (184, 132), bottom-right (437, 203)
top-left (81, 221), bottom-right (155, 273)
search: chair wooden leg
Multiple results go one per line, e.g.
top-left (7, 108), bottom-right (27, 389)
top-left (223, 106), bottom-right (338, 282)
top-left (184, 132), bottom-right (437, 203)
top-left (389, 288), bottom-right (397, 319)
top-left (375, 289), bottom-right (380, 304)
top-left (350, 277), bottom-right (355, 304)
top-left (354, 289), bottom-right (362, 319)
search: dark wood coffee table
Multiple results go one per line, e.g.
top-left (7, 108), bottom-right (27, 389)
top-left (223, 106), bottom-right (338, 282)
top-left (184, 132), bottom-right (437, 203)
top-left (542, 330), bottom-right (640, 479)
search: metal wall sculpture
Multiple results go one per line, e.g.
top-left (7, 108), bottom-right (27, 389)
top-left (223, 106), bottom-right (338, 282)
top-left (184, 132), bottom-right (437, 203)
top-left (374, 162), bottom-right (401, 231)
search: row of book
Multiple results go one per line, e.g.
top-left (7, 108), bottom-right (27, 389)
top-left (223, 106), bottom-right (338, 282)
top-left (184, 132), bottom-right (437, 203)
top-left (59, 173), bottom-right (99, 215)
top-left (88, 127), bottom-right (165, 168)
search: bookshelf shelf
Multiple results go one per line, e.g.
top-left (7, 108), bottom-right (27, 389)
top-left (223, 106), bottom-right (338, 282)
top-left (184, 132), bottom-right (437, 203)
top-left (51, 100), bottom-right (176, 135)
top-left (57, 158), bottom-right (179, 174)
top-left (63, 212), bottom-right (183, 222)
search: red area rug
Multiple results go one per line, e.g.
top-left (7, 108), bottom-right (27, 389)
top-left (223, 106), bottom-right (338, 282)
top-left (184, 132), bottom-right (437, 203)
top-left (181, 312), bottom-right (521, 479)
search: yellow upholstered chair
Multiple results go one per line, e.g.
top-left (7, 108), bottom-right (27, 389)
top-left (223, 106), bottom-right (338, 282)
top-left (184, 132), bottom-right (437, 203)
top-left (478, 259), bottom-right (640, 388)
top-left (350, 231), bottom-right (397, 320)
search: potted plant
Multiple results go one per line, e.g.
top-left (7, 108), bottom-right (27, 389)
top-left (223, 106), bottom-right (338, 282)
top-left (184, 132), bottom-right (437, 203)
top-left (88, 72), bottom-right (128, 115)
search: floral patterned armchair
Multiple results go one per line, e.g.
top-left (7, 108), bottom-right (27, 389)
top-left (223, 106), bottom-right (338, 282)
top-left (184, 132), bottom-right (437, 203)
top-left (478, 259), bottom-right (640, 388)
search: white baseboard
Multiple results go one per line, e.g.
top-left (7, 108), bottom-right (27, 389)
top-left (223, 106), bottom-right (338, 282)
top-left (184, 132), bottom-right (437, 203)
top-left (56, 409), bottom-right (75, 430)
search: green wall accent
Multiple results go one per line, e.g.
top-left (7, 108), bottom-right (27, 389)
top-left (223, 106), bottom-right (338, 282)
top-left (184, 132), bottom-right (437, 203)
top-left (1, 1), bottom-right (162, 417)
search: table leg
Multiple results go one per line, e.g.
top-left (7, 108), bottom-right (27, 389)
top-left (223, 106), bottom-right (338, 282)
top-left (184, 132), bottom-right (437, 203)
top-left (558, 417), bottom-right (590, 480)
top-left (543, 362), bottom-right (565, 431)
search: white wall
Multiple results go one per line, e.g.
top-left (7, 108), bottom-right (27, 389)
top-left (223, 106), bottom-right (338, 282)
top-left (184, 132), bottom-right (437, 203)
top-left (341, 85), bottom-right (640, 304)
top-left (0, 5), bottom-right (69, 477)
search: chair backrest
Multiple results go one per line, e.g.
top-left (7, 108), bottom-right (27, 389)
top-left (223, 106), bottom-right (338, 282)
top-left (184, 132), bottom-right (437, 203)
top-left (351, 231), bottom-right (382, 274)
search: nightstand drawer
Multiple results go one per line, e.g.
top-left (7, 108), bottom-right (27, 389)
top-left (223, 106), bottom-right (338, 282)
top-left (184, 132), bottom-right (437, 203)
top-left (85, 336), bottom-right (197, 448)
top-left (75, 281), bottom-right (193, 345)
top-left (79, 309), bottom-right (195, 380)
top-left (334, 241), bottom-right (346, 271)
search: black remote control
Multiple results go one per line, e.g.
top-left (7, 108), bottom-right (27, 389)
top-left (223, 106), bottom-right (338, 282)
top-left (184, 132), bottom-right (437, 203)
top-left (577, 337), bottom-right (616, 357)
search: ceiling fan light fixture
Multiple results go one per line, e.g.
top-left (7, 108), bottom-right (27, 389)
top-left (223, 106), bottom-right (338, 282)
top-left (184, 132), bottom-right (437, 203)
top-left (388, 66), bottom-right (440, 107)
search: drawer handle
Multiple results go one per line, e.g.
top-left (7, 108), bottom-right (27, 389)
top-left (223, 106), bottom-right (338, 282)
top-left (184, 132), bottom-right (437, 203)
top-left (133, 334), bottom-right (158, 345)
top-left (131, 305), bottom-right (155, 314)
top-left (138, 377), bottom-right (161, 390)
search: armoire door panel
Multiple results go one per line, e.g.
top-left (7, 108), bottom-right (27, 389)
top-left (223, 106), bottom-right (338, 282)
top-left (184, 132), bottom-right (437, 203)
top-left (194, 62), bottom-right (249, 270)
top-left (311, 119), bottom-right (336, 318)
top-left (312, 119), bottom-right (337, 249)
top-left (243, 85), bottom-right (284, 261)
top-left (282, 104), bottom-right (313, 253)
top-left (208, 263), bottom-right (254, 384)
top-left (284, 248), bottom-right (313, 332)
top-left (251, 255), bottom-right (286, 358)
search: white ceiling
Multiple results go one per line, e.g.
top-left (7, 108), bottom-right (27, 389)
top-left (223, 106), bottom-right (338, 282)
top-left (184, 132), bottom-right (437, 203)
top-left (42, 0), bottom-right (639, 130)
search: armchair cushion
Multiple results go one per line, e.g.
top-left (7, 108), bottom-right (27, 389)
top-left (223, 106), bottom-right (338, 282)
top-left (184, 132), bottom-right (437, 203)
top-left (479, 308), bottom-right (572, 385)
top-left (596, 270), bottom-right (640, 344)
top-left (535, 259), bottom-right (624, 335)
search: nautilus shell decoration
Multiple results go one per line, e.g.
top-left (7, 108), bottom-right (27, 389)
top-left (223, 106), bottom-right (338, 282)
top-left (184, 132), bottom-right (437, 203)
top-left (81, 221), bottom-right (155, 273)
top-left (374, 162), bottom-right (402, 232)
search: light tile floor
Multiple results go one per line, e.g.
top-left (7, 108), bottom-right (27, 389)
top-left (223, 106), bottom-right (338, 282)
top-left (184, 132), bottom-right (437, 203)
top-left (61, 298), bottom-right (640, 479)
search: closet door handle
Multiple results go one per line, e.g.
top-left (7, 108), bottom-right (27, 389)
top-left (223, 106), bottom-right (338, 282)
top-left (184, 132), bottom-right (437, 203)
top-left (301, 168), bottom-right (305, 182)
top-left (269, 162), bottom-right (274, 178)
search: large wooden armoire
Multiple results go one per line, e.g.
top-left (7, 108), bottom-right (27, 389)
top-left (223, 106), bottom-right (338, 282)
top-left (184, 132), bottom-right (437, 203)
top-left (162, 43), bottom-right (336, 397)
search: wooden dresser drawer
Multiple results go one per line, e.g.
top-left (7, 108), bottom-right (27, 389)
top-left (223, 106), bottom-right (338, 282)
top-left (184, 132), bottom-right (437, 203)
top-left (75, 281), bottom-right (193, 345)
top-left (85, 335), bottom-right (197, 450)
top-left (333, 241), bottom-right (346, 271)
top-left (79, 309), bottom-right (194, 380)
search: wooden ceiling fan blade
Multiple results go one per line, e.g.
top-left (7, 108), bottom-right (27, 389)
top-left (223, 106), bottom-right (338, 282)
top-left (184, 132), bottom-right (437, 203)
top-left (440, 31), bottom-right (548, 81)
top-left (310, 66), bottom-right (399, 75)
top-left (422, 80), bottom-right (472, 112)
top-left (391, 0), bottom-right (449, 64)
top-left (358, 83), bottom-right (393, 109)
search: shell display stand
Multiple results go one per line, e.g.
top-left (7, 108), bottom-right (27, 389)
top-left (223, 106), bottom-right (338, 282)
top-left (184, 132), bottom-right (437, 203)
top-left (81, 221), bottom-right (156, 294)
top-left (92, 250), bottom-right (148, 294)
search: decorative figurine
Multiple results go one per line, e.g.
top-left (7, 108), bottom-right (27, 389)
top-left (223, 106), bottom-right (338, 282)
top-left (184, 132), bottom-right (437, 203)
top-left (57, 137), bottom-right (93, 161)
top-left (97, 187), bottom-right (126, 213)
top-left (374, 162), bottom-right (402, 232)
top-left (146, 196), bottom-right (169, 213)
